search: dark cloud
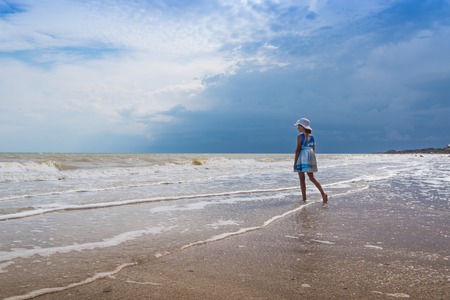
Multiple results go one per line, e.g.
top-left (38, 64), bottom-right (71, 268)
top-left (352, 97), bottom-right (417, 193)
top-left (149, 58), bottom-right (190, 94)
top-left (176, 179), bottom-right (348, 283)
top-left (143, 22), bottom-right (450, 153)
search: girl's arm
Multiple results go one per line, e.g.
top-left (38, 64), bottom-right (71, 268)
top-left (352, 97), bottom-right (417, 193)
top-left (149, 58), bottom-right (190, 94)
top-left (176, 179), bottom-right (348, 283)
top-left (294, 135), bottom-right (302, 170)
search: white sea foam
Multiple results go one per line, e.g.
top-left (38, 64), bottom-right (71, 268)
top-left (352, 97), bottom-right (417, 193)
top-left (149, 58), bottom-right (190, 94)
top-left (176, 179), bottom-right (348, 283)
top-left (207, 220), bottom-right (240, 228)
top-left (0, 261), bottom-right (14, 273)
top-left (0, 226), bottom-right (174, 262)
top-left (364, 245), bottom-right (383, 250)
top-left (0, 187), bottom-right (298, 221)
top-left (311, 239), bottom-right (336, 245)
top-left (125, 280), bottom-right (163, 286)
top-left (180, 201), bottom-right (315, 250)
top-left (385, 293), bottom-right (410, 298)
top-left (285, 235), bottom-right (300, 239)
top-left (4, 263), bottom-right (136, 300)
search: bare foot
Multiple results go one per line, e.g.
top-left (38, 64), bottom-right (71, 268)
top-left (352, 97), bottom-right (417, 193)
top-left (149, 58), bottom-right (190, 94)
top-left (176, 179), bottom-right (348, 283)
top-left (322, 193), bottom-right (328, 203)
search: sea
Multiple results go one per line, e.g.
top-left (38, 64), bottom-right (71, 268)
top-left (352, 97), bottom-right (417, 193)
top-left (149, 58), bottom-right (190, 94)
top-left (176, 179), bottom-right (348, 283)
top-left (0, 153), bottom-right (449, 299)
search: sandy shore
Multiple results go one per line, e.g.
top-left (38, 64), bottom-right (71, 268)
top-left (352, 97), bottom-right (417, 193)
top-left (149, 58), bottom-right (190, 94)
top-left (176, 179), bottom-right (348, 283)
top-left (30, 195), bottom-right (449, 300)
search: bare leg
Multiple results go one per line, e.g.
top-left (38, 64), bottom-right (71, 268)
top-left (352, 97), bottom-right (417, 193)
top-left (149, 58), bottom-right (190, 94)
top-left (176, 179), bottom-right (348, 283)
top-left (298, 172), bottom-right (307, 201)
top-left (307, 173), bottom-right (328, 203)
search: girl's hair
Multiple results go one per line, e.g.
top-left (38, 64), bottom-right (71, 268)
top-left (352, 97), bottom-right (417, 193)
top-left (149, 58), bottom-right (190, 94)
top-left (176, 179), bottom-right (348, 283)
top-left (305, 128), bottom-right (312, 134)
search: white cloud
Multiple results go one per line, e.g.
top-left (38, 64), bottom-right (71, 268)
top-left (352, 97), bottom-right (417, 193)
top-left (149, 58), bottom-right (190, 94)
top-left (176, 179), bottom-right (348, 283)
top-left (0, 50), bottom-right (233, 135)
top-left (2, 1), bottom-right (252, 151)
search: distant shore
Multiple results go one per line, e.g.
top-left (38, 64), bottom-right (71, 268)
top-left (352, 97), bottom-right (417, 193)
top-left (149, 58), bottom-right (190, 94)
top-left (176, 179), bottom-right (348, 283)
top-left (384, 147), bottom-right (450, 154)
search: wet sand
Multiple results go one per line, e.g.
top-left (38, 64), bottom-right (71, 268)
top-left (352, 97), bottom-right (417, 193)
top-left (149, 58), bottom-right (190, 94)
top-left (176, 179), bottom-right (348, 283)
top-left (26, 196), bottom-right (450, 299)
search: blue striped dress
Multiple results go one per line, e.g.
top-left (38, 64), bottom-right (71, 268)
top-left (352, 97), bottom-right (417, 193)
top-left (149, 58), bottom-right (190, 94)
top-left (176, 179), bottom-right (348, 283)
top-left (296, 133), bottom-right (318, 172)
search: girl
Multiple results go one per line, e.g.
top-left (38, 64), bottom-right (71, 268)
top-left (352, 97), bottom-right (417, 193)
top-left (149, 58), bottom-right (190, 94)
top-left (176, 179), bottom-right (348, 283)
top-left (293, 118), bottom-right (328, 203)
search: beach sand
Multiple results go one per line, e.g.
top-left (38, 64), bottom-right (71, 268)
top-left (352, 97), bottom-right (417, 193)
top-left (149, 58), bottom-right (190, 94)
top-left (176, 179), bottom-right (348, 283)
top-left (32, 196), bottom-right (450, 300)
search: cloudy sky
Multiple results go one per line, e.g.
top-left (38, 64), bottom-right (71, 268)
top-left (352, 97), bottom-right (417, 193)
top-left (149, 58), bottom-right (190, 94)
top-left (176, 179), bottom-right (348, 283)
top-left (1, 0), bottom-right (449, 153)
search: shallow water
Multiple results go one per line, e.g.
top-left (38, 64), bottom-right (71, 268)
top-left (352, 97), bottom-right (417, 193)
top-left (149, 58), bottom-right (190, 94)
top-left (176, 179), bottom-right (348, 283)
top-left (0, 153), bottom-right (449, 299)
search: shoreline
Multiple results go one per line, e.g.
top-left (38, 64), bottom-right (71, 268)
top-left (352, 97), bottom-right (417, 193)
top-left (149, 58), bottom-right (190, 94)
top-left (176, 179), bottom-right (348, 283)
top-left (29, 195), bottom-right (449, 300)
top-left (384, 147), bottom-right (450, 154)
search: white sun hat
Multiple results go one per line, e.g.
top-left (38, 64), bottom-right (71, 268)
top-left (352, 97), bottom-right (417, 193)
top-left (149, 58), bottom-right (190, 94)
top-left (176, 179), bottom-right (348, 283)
top-left (294, 118), bottom-right (312, 130)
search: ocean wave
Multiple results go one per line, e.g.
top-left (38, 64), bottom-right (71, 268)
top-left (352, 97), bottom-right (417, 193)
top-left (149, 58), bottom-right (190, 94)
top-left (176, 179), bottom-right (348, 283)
top-left (0, 180), bottom-right (185, 202)
top-left (0, 187), bottom-right (298, 221)
top-left (0, 152), bottom-right (295, 182)
top-left (0, 161), bottom-right (71, 182)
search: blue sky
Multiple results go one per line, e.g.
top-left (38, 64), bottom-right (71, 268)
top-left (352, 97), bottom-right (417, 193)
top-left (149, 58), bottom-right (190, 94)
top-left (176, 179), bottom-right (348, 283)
top-left (1, 0), bottom-right (449, 153)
